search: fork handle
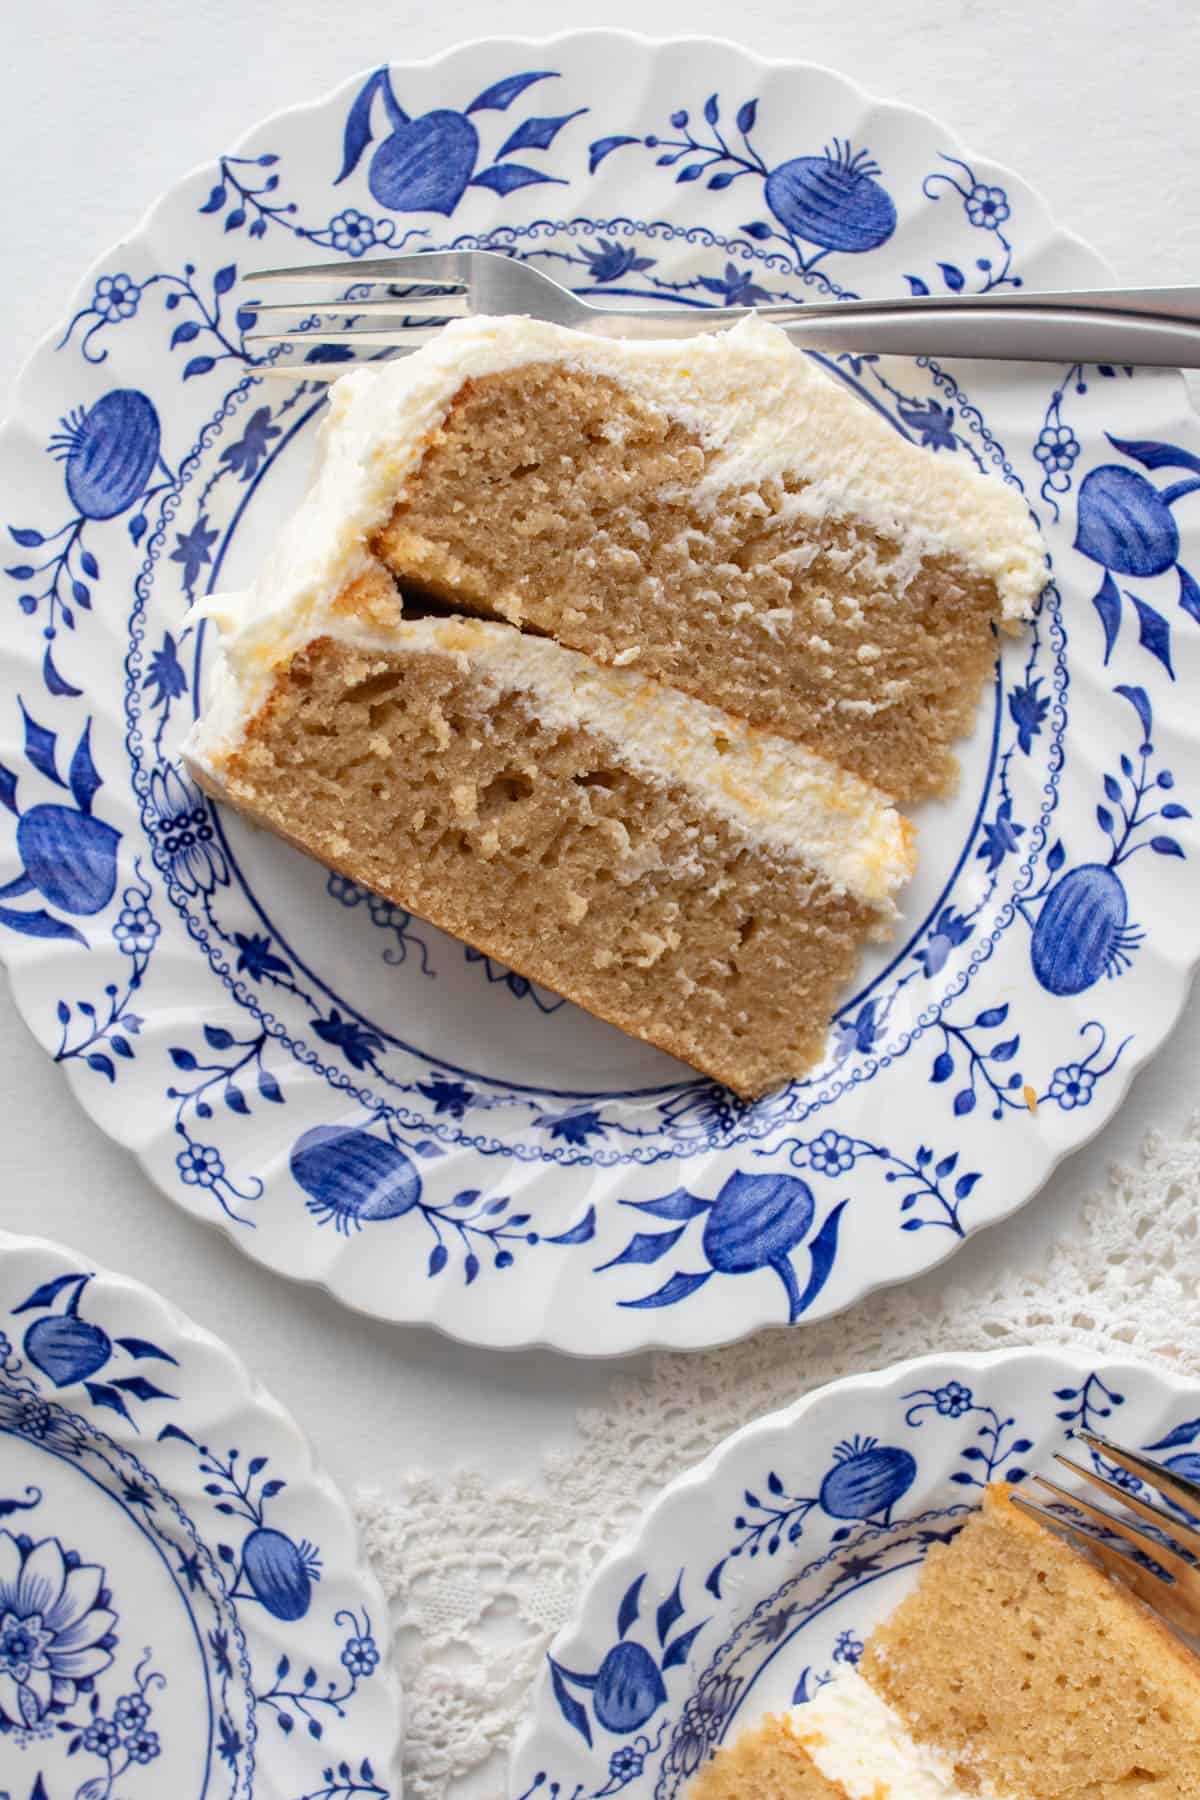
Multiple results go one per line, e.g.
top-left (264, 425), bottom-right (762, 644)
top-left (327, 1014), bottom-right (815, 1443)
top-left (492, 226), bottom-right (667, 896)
top-left (584, 287), bottom-right (1200, 367)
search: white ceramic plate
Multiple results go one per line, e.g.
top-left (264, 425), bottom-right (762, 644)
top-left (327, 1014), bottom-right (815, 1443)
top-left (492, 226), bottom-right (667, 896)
top-left (1, 32), bottom-right (1199, 1353)
top-left (511, 1346), bottom-right (1200, 1794)
top-left (0, 1230), bottom-right (401, 1797)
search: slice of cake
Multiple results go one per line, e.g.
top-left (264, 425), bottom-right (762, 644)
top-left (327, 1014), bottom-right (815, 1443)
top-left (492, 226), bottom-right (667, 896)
top-left (690, 1482), bottom-right (1200, 1796)
top-left (229, 313), bottom-right (1044, 803)
top-left (185, 613), bottom-right (913, 1096)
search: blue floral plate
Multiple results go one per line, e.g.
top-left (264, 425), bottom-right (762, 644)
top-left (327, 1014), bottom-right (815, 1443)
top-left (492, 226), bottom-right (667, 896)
top-left (0, 1230), bottom-right (401, 1799)
top-left (1, 32), bottom-right (1199, 1353)
top-left (510, 1346), bottom-right (1200, 1795)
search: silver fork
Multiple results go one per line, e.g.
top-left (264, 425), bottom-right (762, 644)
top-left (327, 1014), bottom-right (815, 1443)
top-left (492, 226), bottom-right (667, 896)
top-left (1012, 1430), bottom-right (1200, 1637)
top-left (243, 248), bottom-right (1200, 378)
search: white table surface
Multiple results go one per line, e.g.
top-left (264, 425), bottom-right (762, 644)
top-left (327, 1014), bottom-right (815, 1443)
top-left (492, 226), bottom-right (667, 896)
top-left (2, 0), bottom-right (1199, 1503)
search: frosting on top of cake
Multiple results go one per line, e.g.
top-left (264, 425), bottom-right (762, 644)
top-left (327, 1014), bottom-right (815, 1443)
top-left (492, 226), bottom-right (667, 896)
top-left (198, 312), bottom-right (1044, 696)
top-left (185, 613), bottom-right (915, 913)
top-left (792, 1668), bottom-right (1003, 1798)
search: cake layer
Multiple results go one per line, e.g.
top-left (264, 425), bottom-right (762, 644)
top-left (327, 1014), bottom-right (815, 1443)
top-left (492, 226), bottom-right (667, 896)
top-left (863, 1484), bottom-right (1200, 1798)
top-left (186, 617), bottom-right (914, 1095)
top-left (204, 315), bottom-right (1046, 803)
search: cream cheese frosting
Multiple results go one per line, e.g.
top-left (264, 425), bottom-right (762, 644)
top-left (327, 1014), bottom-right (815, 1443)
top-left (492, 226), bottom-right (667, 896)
top-left (792, 1669), bottom-right (1003, 1799)
top-left (185, 612), bottom-right (915, 913)
top-left (193, 312), bottom-right (1044, 714)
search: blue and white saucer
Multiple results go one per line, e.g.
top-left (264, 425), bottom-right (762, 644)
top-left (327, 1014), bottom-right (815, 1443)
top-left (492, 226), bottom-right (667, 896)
top-left (1, 33), bottom-right (1199, 1352)
top-left (511, 1346), bottom-right (1197, 1796)
top-left (0, 1231), bottom-right (401, 1798)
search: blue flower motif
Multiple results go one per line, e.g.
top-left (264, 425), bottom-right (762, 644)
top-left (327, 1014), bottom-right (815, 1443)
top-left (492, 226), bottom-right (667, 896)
top-left (340, 1632), bottom-right (380, 1678)
top-left (896, 398), bottom-right (957, 452)
top-left (1048, 1062), bottom-right (1096, 1110)
top-left (219, 405), bottom-right (282, 482)
top-left (82, 1715), bottom-right (120, 1754)
top-left (916, 907), bottom-right (973, 977)
top-left (143, 630), bottom-right (188, 711)
top-left (114, 1693), bottom-right (150, 1735)
top-left (217, 1714), bottom-right (243, 1767)
top-left (831, 999), bottom-right (878, 1059)
top-left (311, 1007), bottom-right (386, 1072)
top-left (417, 1076), bottom-right (473, 1118)
top-left (1033, 423), bottom-right (1080, 474)
top-left (977, 798), bottom-right (1026, 874)
top-left (933, 1379), bottom-right (973, 1417)
top-left (147, 765), bottom-right (229, 895)
top-left (965, 183), bottom-right (1010, 229)
top-left (609, 1744), bottom-right (645, 1781)
top-left (235, 930), bottom-right (291, 981)
top-left (93, 273), bottom-right (139, 322)
top-left (113, 901), bottom-right (159, 957)
top-left (752, 1602), bottom-right (800, 1645)
top-left (537, 1107), bottom-right (608, 1145)
top-left (328, 208), bottom-right (378, 256)
top-left (177, 1143), bottom-right (225, 1187)
top-left (124, 1726), bottom-right (161, 1764)
top-left (1008, 676), bottom-right (1050, 755)
top-left (808, 1129), bottom-right (855, 1176)
top-left (579, 239), bottom-right (655, 283)
top-left (0, 1533), bottom-right (116, 1726)
top-left (169, 512), bottom-right (220, 593)
top-left (832, 1629), bottom-right (863, 1665)
top-left (699, 262), bottom-right (773, 306)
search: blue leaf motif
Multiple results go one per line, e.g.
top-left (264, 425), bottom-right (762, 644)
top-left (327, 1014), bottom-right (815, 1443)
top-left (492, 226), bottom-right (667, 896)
top-left (1131, 596), bottom-right (1174, 678)
top-left (938, 262), bottom-right (965, 291)
top-left (336, 70), bottom-right (405, 184)
top-left (43, 646), bottom-right (82, 697)
top-left (989, 1037), bottom-right (1019, 1062)
top-left (1106, 433), bottom-right (1200, 476)
top-left (69, 721), bottom-right (101, 816)
top-left (975, 1006), bottom-right (1009, 1028)
top-left (548, 1658), bottom-right (592, 1746)
top-left (9, 527), bottom-right (44, 547)
top-left (83, 1380), bottom-right (134, 1424)
top-left (588, 135), bottom-right (638, 174)
top-left (14, 1273), bottom-right (86, 1313)
top-left (791, 1199), bottom-right (849, 1319)
top-left (1092, 571), bottom-right (1122, 663)
top-left (0, 905), bottom-right (86, 946)
top-left (623, 1188), bottom-right (710, 1221)
top-left (597, 1227), bottom-right (687, 1270)
top-left (619, 1269), bottom-right (713, 1310)
top-left (20, 703), bottom-right (65, 788)
top-left (470, 162), bottom-right (565, 196)
top-left (704, 93), bottom-right (720, 125)
top-left (466, 71), bottom-right (557, 114)
top-left (662, 1619), bottom-right (707, 1671)
top-left (1115, 683), bottom-right (1153, 742)
top-left (1151, 836), bottom-right (1185, 857)
top-left (741, 221), bottom-right (773, 241)
top-left (617, 1573), bottom-right (644, 1639)
top-left (656, 1573), bottom-right (684, 1647)
top-left (115, 1336), bottom-right (179, 1364)
top-left (546, 1206), bottom-right (597, 1245)
top-left (183, 356), bottom-right (216, 380)
top-left (955, 1172), bottom-right (982, 1199)
top-left (170, 321), bottom-right (200, 348)
top-left (213, 264), bottom-right (237, 296)
top-left (736, 99), bottom-right (758, 133)
top-left (931, 1050), bottom-right (953, 1083)
top-left (904, 275), bottom-right (931, 296)
top-left (86, 1052), bottom-right (114, 1082)
top-left (1103, 774), bottom-right (1123, 804)
top-left (200, 183), bottom-right (227, 214)
top-left (1180, 565), bottom-right (1200, 624)
top-left (1145, 1418), bottom-right (1200, 1452)
top-left (496, 111), bottom-right (586, 159)
top-left (953, 1089), bottom-right (976, 1116)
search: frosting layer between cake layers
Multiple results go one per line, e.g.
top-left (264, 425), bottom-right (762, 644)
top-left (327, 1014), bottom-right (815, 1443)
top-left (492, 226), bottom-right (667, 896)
top-left (194, 312), bottom-right (1045, 732)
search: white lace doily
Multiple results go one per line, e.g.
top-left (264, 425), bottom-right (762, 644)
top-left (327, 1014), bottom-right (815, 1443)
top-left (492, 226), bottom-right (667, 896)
top-left (355, 1117), bottom-right (1200, 1798)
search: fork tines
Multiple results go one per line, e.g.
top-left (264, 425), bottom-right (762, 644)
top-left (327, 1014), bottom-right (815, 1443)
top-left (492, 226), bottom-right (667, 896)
top-left (1012, 1429), bottom-right (1200, 1636)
